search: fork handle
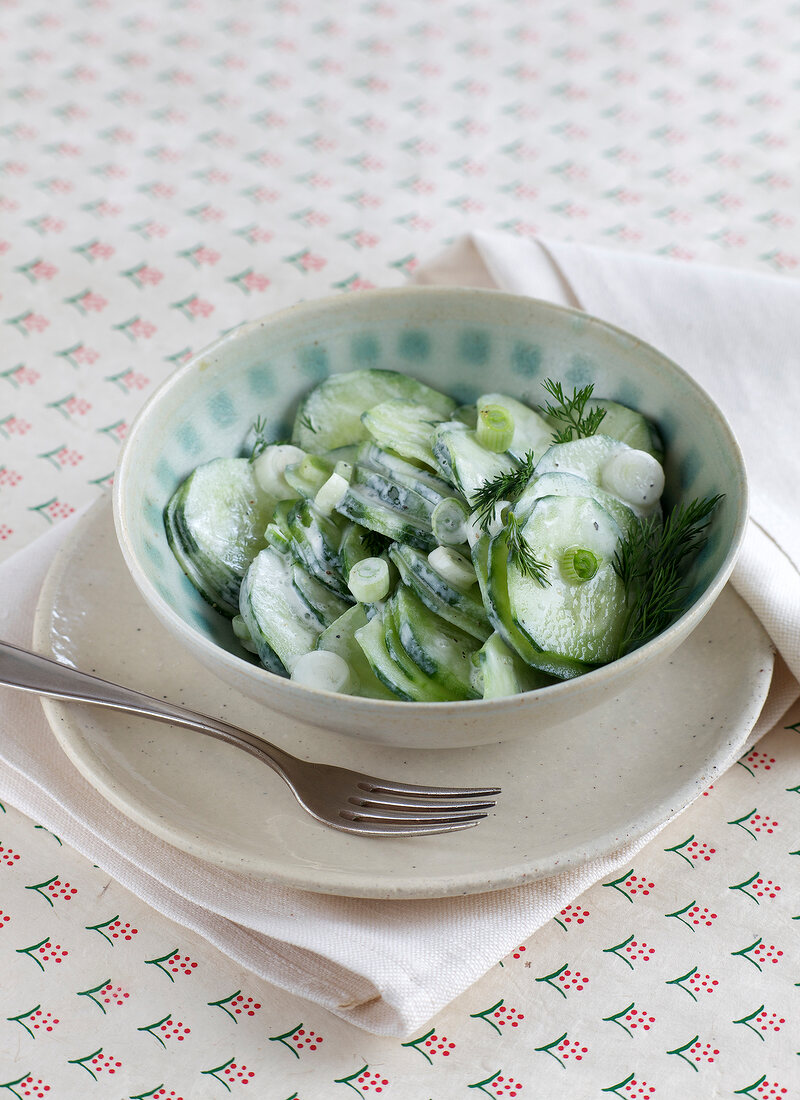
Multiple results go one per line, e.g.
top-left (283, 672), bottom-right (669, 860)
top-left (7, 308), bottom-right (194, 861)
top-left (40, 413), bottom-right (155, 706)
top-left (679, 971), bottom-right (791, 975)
top-left (0, 639), bottom-right (296, 780)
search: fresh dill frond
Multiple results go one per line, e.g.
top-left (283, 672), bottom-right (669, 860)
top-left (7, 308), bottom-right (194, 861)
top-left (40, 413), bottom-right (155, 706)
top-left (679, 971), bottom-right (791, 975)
top-left (360, 528), bottom-right (392, 557)
top-left (613, 494), bottom-right (723, 657)
top-left (298, 413), bottom-right (317, 434)
top-left (539, 378), bottom-right (606, 444)
top-left (471, 450), bottom-right (537, 532)
top-left (506, 512), bottom-right (551, 587)
top-left (249, 415), bottom-right (269, 462)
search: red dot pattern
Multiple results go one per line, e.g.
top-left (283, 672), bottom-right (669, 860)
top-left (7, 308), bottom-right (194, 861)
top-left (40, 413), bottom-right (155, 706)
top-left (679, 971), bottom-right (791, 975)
top-left (168, 951), bottom-right (198, 975)
top-left (21, 1076), bottom-right (50, 1098)
top-left (290, 1027), bottom-right (323, 1052)
top-left (624, 1008), bottom-right (655, 1031)
top-left (684, 840), bottom-right (716, 862)
top-left (423, 1033), bottom-right (455, 1057)
top-left (753, 877), bottom-right (781, 899)
top-left (492, 1004), bottom-right (525, 1027)
top-left (490, 1074), bottom-right (523, 1097)
top-left (89, 1054), bottom-right (122, 1076)
top-left (558, 905), bottom-right (590, 925)
top-left (28, 1009), bottom-right (60, 1032)
top-left (355, 1072), bottom-right (389, 1094)
top-left (687, 906), bottom-right (718, 927)
top-left (231, 994), bottom-right (262, 1016)
top-left (558, 968), bottom-right (589, 992)
top-left (702, 784), bottom-right (714, 796)
top-left (624, 1081), bottom-right (655, 1097)
top-left (757, 1082), bottom-right (788, 1097)
top-left (56, 448), bottom-right (83, 467)
top-left (0, 910), bottom-right (11, 928)
top-left (625, 940), bottom-right (656, 962)
top-left (748, 813), bottom-right (779, 833)
top-left (159, 1018), bottom-right (191, 1042)
top-left (107, 919), bottom-right (138, 940)
top-left (556, 1039), bottom-right (588, 1063)
top-left (744, 751), bottom-right (776, 771)
top-left (153, 1091), bottom-right (185, 1099)
top-left (224, 1063), bottom-right (255, 1086)
top-left (689, 1041), bottom-right (719, 1064)
top-left (0, 844), bottom-right (22, 867)
top-left (46, 879), bottom-right (78, 901)
top-left (754, 943), bottom-right (784, 965)
top-left (689, 972), bottom-right (719, 994)
top-left (0, 468), bottom-right (23, 486)
top-left (0, 525), bottom-right (13, 540)
top-left (755, 1010), bottom-right (785, 1034)
top-left (511, 944), bottom-right (526, 959)
top-left (624, 876), bottom-right (655, 897)
top-left (37, 941), bottom-right (68, 964)
top-left (45, 500), bottom-right (75, 520)
top-left (101, 982), bottom-right (129, 1007)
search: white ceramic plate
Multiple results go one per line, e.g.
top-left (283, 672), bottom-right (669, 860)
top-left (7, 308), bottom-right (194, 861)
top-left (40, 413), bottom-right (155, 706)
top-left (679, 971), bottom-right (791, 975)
top-left (35, 498), bottom-right (774, 900)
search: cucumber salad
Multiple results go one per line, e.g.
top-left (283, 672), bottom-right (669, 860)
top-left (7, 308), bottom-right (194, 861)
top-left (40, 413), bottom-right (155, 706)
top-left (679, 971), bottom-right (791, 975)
top-left (164, 369), bottom-right (720, 702)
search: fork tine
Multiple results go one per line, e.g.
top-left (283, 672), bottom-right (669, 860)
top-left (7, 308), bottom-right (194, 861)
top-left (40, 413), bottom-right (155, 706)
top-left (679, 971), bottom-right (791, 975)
top-left (350, 792), bottom-right (497, 812)
top-left (341, 807), bottom-right (490, 826)
top-left (336, 818), bottom-right (484, 837)
top-left (358, 778), bottom-right (502, 798)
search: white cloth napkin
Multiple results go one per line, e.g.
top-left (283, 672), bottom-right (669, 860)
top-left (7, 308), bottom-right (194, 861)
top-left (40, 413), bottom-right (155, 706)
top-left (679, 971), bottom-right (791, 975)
top-left (1, 236), bottom-right (798, 1039)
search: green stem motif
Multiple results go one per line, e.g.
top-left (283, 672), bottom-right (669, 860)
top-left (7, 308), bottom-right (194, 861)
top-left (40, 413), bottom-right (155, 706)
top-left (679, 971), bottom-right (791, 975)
top-left (602, 1002), bottom-right (636, 1036)
top-left (664, 899), bottom-right (698, 932)
top-left (602, 868), bottom-right (636, 902)
top-left (6, 1006), bottom-right (41, 1039)
top-left (24, 875), bottom-right (58, 907)
top-left (728, 808), bottom-right (759, 840)
top-left (144, 948), bottom-right (179, 981)
top-left (666, 1034), bottom-right (700, 1071)
top-left (664, 835), bottom-right (696, 867)
top-left (67, 1048), bottom-right (103, 1080)
top-left (0, 1074), bottom-right (33, 1099)
top-left (534, 1031), bottom-right (569, 1068)
top-left (553, 914), bottom-right (568, 931)
top-left (470, 999), bottom-right (505, 1034)
top-left (603, 933), bottom-right (635, 969)
top-left (97, 419), bottom-right (126, 443)
top-left (137, 1014), bottom-right (172, 1050)
top-left (129, 1085), bottom-right (167, 1100)
top-left (665, 965), bottom-right (699, 1000)
top-left (207, 989), bottom-right (242, 1022)
top-left (601, 1072), bottom-right (636, 1097)
top-left (76, 979), bottom-right (112, 1014)
top-left (201, 1057), bottom-right (236, 1093)
top-left (85, 914), bottom-right (120, 946)
top-left (401, 1028), bottom-right (436, 1064)
top-left (112, 317), bottom-right (140, 341)
top-left (535, 962), bottom-right (569, 998)
top-left (268, 1023), bottom-right (303, 1059)
top-left (15, 937), bottom-right (51, 971)
top-left (734, 1075), bottom-right (768, 1099)
top-left (784, 720), bottom-right (800, 733)
top-left (333, 1065), bottom-right (370, 1095)
top-left (106, 369), bottom-right (133, 392)
top-left (737, 753), bottom-right (757, 777)
top-left (729, 870), bottom-right (761, 904)
top-left (28, 498), bottom-right (58, 523)
top-left (733, 1004), bottom-right (767, 1040)
top-left (731, 937), bottom-right (764, 971)
top-left (468, 1071), bottom-right (504, 1096)
top-left (786, 784), bottom-right (800, 795)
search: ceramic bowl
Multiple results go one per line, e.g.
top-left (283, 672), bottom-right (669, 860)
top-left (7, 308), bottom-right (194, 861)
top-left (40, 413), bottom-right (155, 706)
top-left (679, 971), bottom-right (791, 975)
top-left (113, 287), bottom-right (748, 748)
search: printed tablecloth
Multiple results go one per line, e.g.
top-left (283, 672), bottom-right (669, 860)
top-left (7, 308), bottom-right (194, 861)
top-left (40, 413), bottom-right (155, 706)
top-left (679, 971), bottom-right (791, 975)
top-left (1, 0), bottom-right (798, 1096)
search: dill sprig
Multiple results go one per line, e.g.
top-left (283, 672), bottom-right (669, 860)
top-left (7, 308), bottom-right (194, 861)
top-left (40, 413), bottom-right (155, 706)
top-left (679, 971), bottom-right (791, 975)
top-left (360, 528), bottom-right (392, 557)
top-left (613, 494), bottom-right (723, 657)
top-left (298, 413), bottom-right (317, 435)
top-left (506, 512), bottom-right (551, 586)
top-left (249, 415), bottom-right (269, 463)
top-left (539, 379), bottom-right (606, 445)
top-left (471, 450), bottom-right (537, 532)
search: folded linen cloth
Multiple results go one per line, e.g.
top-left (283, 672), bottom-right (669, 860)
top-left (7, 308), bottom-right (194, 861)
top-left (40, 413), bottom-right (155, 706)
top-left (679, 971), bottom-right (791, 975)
top-left (1, 235), bottom-right (797, 1038)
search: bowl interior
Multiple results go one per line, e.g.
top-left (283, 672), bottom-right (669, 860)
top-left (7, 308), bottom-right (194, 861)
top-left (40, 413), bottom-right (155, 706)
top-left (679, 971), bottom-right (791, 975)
top-left (117, 287), bottom-right (745, 677)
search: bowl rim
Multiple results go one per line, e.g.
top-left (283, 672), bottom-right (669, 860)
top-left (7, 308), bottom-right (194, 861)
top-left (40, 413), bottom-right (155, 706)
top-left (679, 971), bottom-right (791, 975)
top-left (113, 284), bottom-right (749, 714)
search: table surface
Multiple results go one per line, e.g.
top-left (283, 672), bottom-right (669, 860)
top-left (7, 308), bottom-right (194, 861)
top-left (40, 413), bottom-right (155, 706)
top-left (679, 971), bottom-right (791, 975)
top-left (1, 1), bottom-right (799, 1096)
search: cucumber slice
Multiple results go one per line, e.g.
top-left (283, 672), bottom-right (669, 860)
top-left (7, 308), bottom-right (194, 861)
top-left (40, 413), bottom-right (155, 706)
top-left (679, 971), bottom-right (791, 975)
top-left (432, 422), bottom-right (517, 506)
top-left (288, 498), bottom-right (350, 598)
top-left (389, 543), bottom-right (491, 641)
top-left (336, 483), bottom-right (436, 551)
top-left (356, 443), bottom-right (452, 505)
top-left (291, 563), bottom-right (352, 627)
top-left (354, 609), bottom-right (446, 702)
top-left (589, 399), bottom-right (664, 462)
top-left (533, 434), bottom-right (660, 520)
top-left (164, 458), bottom-right (275, 617)
top-left (317, 604), bottom-right (396, 700)
top-left (478, 393), bottom-right (552, 461)
top-left (362, 399), bottom-right (447, 469)
top-left (505, 495), bottom-right (628, 664)
top-left (472, 633), bottom-right (554, 699)
top-left (389, 586), bottom-right (479, 700)
top-left (351, 465), bottom-right (440, 524)
top-left (292, 369), bottom-right (455, 454)
top-left (380, 606), bottom-right (456, 702)
top-left (283, 454), bottom-right (333, 500)
top-left (239, 547), bottom-right (322, 673)
top-left (514, 470), bottom-right (640, 538)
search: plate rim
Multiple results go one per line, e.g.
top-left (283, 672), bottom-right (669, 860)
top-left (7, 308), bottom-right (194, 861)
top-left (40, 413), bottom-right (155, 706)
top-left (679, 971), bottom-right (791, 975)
top-left (34, 497), bottom-right (775, 900)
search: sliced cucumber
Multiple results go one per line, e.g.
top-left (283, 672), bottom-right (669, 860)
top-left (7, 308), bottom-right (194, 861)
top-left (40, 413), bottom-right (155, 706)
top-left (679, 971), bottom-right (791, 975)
top-left (362, 399), bottom-right (447, 469)
top-left (432, 422), bottom-right (517, 505)
top-left (514, 470), bottom-right (640, 539)
top-left (317, 604), bottom-right (396, 700)
top-left (533, 434), bottom-right (661, 521)
top-left (164, 458), bottom-right (275, 617)
top-left (478, 393), bottom-right (552, 461)
top-left (292, 369), bottom-right (455, 454)
top-left (283, 454), bottom-right (333, 500)
top-left (239, 547), bottom-right (322, 673)
top-left (389, 543), bottom-right (491, 641)
top-left (504, 494), bottom-right (628, 664)
top-left (354, 609), bottom-right (450, 702)
top-left (472, 633), bottom-right (554, 699)
top-left (288, 498), bottom-right (350, 598)
top-left (389, 586), bottom-right (479, 700)
top-left (351, 465), bottom-right (439, 525)
top-left (589, 399), bottom-right (664, 461)
top-left (336, 483), bottom-right (436, 551)
top-left (356, 443), bottom-right (452, 505)
top-left (380, 606), bottom-right (456, 702)
top-left (291, 562), bottom-right (351, 627)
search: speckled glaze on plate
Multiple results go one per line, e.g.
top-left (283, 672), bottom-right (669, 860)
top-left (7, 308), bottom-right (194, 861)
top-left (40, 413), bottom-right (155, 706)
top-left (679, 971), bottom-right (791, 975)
top-left (34, 497), bottom-right (774, 900)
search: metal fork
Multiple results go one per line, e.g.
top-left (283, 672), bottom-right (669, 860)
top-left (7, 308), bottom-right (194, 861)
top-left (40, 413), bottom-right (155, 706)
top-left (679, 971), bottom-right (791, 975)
top-left (0, 641), bottom-right (500, 837)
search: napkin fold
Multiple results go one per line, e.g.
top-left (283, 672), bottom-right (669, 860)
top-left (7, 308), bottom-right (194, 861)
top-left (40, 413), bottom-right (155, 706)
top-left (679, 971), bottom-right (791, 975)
top-left (1, 235), bottom-right (798, 1038)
